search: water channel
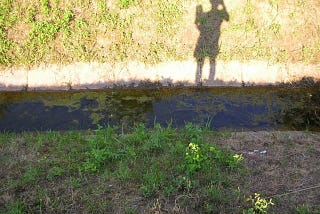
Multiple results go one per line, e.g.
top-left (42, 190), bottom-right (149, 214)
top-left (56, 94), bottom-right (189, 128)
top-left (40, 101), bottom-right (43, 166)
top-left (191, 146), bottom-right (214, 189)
top-left (0, 87), bottom-right (319, 132)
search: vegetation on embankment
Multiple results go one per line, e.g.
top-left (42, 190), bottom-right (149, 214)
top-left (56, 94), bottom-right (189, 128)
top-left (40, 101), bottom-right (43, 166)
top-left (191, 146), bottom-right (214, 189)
top-left (1, 124), bottom-right (320, 213)
top-left (0, 0), bottom-right (319, 68)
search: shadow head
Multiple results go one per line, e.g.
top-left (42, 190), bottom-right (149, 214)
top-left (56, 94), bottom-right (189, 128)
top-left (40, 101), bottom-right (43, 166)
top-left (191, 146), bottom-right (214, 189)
top-left (210, 0), bottom-right (229, 21)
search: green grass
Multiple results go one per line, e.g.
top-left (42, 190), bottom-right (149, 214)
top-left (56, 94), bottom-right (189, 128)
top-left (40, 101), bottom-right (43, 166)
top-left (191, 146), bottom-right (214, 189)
top-left (0, 123), bottom-right (255, 213)
top-left (118, 0), bottom-right (135, 9)
top-left (0, 0), bottom-right (319, 68)
top-left (4, 200), bottom-right (25, 214)
top-left (1, 123), bottom-right (320, 212)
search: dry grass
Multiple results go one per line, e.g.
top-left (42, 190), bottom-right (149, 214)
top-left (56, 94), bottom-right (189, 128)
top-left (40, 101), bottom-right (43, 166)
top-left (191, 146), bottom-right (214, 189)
top-left (0, 0), bottom-right (319, 68)
top-left (215, 131), bottom-right (320, 213)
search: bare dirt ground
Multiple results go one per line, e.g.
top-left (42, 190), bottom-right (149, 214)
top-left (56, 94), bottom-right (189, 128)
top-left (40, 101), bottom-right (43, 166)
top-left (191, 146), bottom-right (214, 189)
top-left (216, 131), bottom-right (320, 213)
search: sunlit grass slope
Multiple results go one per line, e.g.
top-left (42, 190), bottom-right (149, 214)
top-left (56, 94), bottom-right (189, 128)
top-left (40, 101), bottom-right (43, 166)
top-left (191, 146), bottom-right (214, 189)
top-left (0, 0), bottom-right (319, 68)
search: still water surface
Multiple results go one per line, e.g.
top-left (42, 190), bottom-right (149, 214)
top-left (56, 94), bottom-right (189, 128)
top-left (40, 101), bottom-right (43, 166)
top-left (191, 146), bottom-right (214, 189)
top-left (0, 87), bottom-right (319, 132)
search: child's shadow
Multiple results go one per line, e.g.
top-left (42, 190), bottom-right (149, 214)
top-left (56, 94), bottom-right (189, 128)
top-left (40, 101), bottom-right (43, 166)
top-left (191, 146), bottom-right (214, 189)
top-left (194, 0), bottom-right (229, 86)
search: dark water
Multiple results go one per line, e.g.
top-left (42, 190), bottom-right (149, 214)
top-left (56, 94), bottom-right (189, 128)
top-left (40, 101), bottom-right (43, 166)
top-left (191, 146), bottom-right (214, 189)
top-left (0, 87), bottom-right (319, 132)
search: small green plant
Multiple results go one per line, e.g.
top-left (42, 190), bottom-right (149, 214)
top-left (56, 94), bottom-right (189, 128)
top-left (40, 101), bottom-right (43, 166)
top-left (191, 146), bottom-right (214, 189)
top-left (163, 184), bottom-right (176, 197)
top-left (5, 200), bottom-right (25, 214)
top-left (205, 182), bottom-right (226, 208)
top-left (41, 0), bottom-right (51, 14)
top-left (141, 170), bottom-right (164, 198)
top-left (25, 5), bottom-right (36, 23)
top-left (244, 193), bottom-right (274, 214)
top-left (59, 9), bottom-right (74, 36)
top-left (27, 21), bottom-right (59, 46)
top-left (184, 123), bottom-right (203, 140)
top-left (295, 204), bottom-right (313, 214)
top-left (22, 167), bottom-right (39, 185)
top-left (175, 176), bottom-right (193, 192)
top-left (243, 0), bottom-right (254, 16)
top-left (125, 207), bottom-right (139, 214)
top-left (97, 0), bottom-right (107, 12)
top-left (128, 123), bottom-right (149, 145)
top-left (114, 160), bottom-right (130, 180)
top-left (0, 29), bottom-right (11, 65)
top-left (119, 0), bottom-right (134, 9)
top-left (70, 177), bottom-right (82, 188)
top-left (47, 166), bottom-right (65, 180)
top-left (142, 123), bottom-right (169, 153)
top-left (209, 145), bottom-right (243, 169)
top-left (269, 23), bottom-right (281, 37)
top-left (185, 142), bottom-right (204, 174)
top-left (83, 126), bottom-right (121, 172)
top-left (227, 153), bottom-right (244, 169)
top-left (83, 148), bottom-right (119, 172)
top-left (0, 131), bottom-right (12, 145)
top-left (74, 18), bottom-right (91, 41)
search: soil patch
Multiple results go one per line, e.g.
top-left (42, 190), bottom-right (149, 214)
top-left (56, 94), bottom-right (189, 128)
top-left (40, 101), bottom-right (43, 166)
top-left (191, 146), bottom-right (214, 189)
top-left (215, 131), bottom-right (320, 213)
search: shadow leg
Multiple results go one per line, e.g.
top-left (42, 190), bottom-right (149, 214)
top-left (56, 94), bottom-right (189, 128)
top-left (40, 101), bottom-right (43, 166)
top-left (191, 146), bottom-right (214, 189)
top-left (207, 58), bottom-right (216, 85)
top-left (196, 59), bottom-right (204, 86)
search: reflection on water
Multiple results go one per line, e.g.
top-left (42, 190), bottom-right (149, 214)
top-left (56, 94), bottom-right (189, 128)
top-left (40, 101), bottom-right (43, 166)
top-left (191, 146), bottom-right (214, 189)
top-left (278, 89), bottom-right (320, 130)
top-left (0, 87), bottom-right (319, 132)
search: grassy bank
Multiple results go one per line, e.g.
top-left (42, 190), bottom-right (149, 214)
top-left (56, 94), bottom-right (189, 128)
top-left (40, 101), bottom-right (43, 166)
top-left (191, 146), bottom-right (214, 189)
top-left (1, 124), bottom-right (320, 213)
top-left (0, 0), bottom-right (319, 68)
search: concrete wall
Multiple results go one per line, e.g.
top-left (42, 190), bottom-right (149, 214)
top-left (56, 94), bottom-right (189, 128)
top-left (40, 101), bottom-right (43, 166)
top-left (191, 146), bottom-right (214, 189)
top-left (1, 60), bottom-right (319, 90)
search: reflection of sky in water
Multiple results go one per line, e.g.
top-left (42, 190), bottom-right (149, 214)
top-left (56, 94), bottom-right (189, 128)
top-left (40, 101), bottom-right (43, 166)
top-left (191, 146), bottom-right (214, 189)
top-left (150, 92), bottom-right (274, 130)
top-left (0, 87), bottom-right (317, 132)
top-left (0, 102), bottom-right (94, 132)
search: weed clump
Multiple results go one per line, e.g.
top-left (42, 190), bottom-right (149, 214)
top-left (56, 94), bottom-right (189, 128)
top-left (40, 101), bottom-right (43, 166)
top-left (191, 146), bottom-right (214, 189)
top-left (0, 123), bottom-right (248, 213)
